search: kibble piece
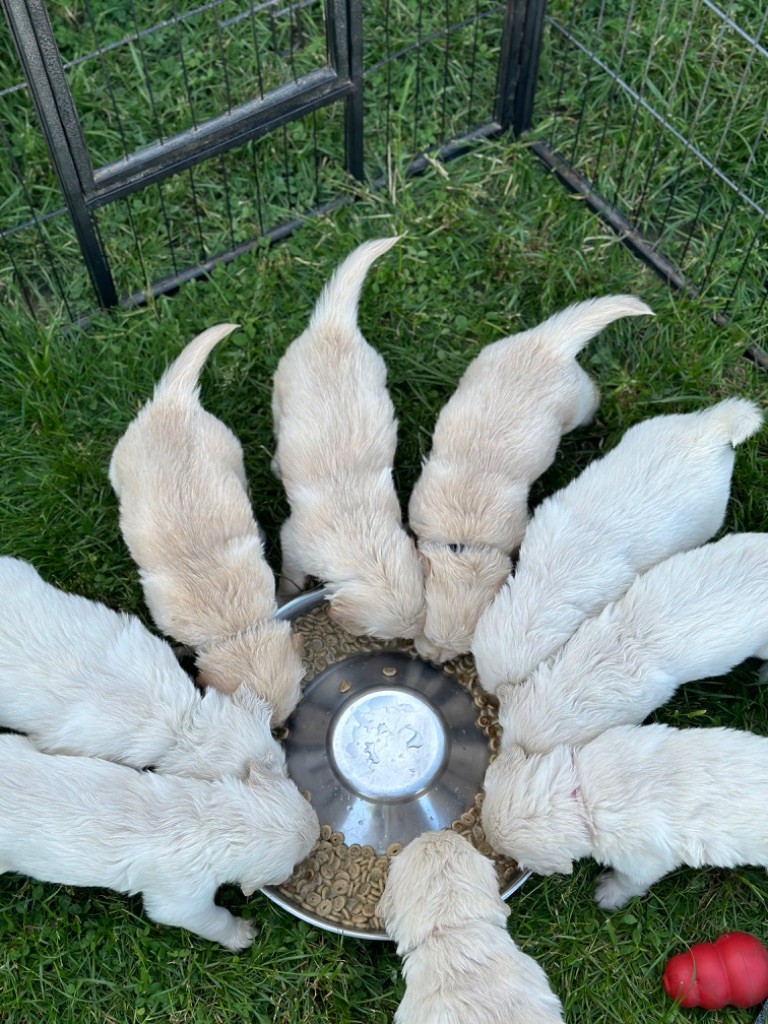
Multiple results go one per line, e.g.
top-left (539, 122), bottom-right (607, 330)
top-left (339, 679), bottom-right (352, 694)
top-left (382, 667), bottom-right (397, 677)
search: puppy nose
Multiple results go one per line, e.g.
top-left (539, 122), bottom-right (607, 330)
top-left (414, 635), bottom-right (451, 664)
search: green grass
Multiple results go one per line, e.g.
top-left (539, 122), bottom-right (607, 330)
top-left (1, 139), bottom-right (767, 1023)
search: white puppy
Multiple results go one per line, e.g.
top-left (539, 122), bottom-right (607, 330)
top-left (473, 399), bottom-right (763, 691)
top-left (0, 733), bottom-right (319, 948)
top-left (0, 557), bottom-right (286, 780)
top-left (109, 324), bottom-right (303, 725)
top-left (271, 238), bottom-right (424, 640)
top-left (410, 296), bottom-right (652, 663)
top-left (482, 725), bottom-right (768, 909)
top-left (498, 533), bottom-right (768, 754)
top-left (377, 830), bottom-right (565, 1024)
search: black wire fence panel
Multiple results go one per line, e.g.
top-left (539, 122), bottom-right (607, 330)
top-left (534, 0), bottom-right (767, 337)
top-left (53, 0), bottom-right (328, 165)
top-left (0, 0), bottom-right (513, 321)
top-left (0, 0), bottom-right (764, 334)
top-left (361, 0), bottom-right (505, 180)
top-left (0, 16), bottom-right (90, 319)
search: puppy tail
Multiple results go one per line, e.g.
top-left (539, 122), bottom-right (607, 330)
top-left (309, 237), bottom-right (399, 336)
top-left (705, 397), bottom-right (764, 447)
top-left (536, 295), bottom-right (654, 359)
top-left (155, 323), bottom-right (240, 398)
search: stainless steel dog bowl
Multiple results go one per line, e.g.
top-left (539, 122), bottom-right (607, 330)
top-left (262, 589), bottom-right (529, 940)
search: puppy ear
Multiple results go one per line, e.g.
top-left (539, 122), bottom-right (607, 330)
top-left (375, 885), bottom-right (394, 925)
top-left (417, 549), bottom-right (432, 579)
top-left (245, 757), bottom-right (272, 784)
top-left (231, 684), bottom-right (272, 724)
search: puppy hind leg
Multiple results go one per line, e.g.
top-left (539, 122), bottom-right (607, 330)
top-left (278, 518), bottom-right (308, 597)
top-left (142, 890), bottom-right (256, 950)
top-left (573, 371), bottom-right (600, 428)
top-left (594, 863), bottom-right (667, 910)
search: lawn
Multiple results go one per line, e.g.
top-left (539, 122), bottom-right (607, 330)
top-left (1, 133), bottom-right (767, 1023)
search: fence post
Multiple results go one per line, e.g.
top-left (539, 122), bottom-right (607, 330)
top-left (1, 0), bottom-right (118, 307)
top-left (495, 0), bottom-right (548, 136)
top-left (326, 0), bottom-right (364, 180)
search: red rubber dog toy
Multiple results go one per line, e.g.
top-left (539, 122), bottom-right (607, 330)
top-left (663, 932), bottom-right (768, 1009)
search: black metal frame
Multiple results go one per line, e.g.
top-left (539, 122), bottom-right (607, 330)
top-left (1, 0), bottom-right (373, 309)
top-left (0, 0), bottom-right (551, 316)
top-left (5, 0), bottom-right (759, 338)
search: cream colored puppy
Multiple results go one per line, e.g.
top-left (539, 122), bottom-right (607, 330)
top-left (498, 533), bottom-right (768, 754)
top-left (410, 296), bottom-right (652, 663)
top-left (110, 324), bottom-right (302, 725)
top-left (473, 399), bottom-right (763, 691)
top-left (272, 238), bottom-right (424, 640)
top-left (377, 830), bottom-right (565, 1024)
top-left (0, 733), bottom-right (319, 948)
top-left (482, 725), bottom-right (768, 909)
top-left (0, 557), bottom-right (286, 779)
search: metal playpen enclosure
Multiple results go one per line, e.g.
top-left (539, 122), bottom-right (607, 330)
top-left (0, 0), bottom-right (765, 340)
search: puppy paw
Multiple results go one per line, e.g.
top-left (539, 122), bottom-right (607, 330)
top-left (222, 917), bottom-right (256, 951)
top-left (594, 870), bottom-right (631, 911)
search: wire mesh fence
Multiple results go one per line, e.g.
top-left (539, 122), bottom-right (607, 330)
top-left (532, 0), bottom-right (767, 341)
top-left (0, 0), bottom-right (516, 322)
top-left (0, 0), bottom-right (765, 341)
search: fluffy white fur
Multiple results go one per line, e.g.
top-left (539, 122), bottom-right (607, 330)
top-left (473, 399), bottom-right (763, 691)
top-left (410, 296), bottom-right (652, 663)
top-left (271, 237), bottom-right (425, 640)
top-left (0, 733), bottom-right (319, 948)
top-left (109, 324), bottom-right (303, 725)
top-left (498, 533), bottom-right (768, 754)
top-left (482, 725), bottom-right (768, 909)
top-left (0, 557), bottom-right (286, 780)
top-left (377, 831), bottom-right (564, 1024)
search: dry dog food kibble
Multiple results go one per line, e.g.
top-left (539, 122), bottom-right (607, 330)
top-left (280, 604), bottom-right (517, 932)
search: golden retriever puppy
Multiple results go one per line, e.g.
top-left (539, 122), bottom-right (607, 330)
top-left (377, 831), bottom-right (565, 1023)
top-left (271, 238), bottom-right (425, 640)
top-left (0, 556), bottom-right (287, 779)
top-left (410, 296), bottom-right (652, 662)
top-left (483, 726), bottom-right (768, 909)
top-left (473, 399), bottom-right (763, 692)
top-left (497, 533), bottom-right (768, 754)
top-left (110, 324), bottom-right (302, 725)
top-left (0, 733), bottom-right (318, 949)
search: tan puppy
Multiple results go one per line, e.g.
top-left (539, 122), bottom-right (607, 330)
top-left (410, 296), bottom-right (652, 663)
top-left (110, 324), bottom-right (303, 725)
top-left (377, 831), bottom-right (565, 1024)
top-left (272, 238), bottom-right (425, 640)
